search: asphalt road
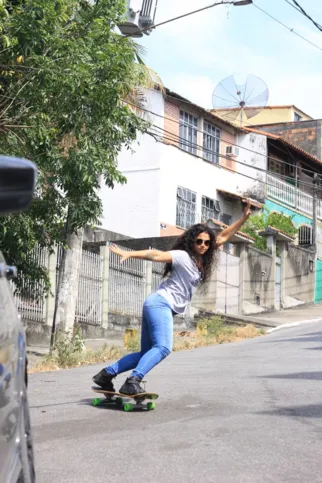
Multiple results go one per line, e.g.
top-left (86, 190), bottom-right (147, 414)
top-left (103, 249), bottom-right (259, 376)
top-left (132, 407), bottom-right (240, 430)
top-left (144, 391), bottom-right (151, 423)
top-left (29, 322), bottom-right (322, 483)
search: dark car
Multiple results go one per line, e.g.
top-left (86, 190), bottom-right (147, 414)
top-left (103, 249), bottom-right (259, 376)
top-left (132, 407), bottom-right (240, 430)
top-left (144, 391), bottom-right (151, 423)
top-left (0, 156), bottom-right (37, 483)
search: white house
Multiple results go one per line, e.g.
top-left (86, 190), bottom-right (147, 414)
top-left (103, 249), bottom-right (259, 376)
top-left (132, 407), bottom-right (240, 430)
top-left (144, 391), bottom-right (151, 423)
top-left (100, 88), bottom-right (267, 239)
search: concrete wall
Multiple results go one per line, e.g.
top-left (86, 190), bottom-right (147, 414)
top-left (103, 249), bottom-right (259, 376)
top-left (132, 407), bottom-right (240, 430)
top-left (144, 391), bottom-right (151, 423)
top-left (281, 244), bottom-right (315, 307)
top-left (239, 245), bottom-right (274, 314)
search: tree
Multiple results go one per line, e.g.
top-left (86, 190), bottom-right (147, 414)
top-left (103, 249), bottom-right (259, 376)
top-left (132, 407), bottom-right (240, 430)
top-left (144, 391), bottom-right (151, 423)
top-left (242, 209), bottom-right (298, 251)
top-left (0, 0), bottom-right (160, 331)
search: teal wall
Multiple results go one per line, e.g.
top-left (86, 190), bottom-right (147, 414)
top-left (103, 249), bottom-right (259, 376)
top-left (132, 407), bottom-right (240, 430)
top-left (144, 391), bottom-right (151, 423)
top-left (315, 260), bottom-right (322, 303)
top-left (266, 199), bottom-right (322, 304)
top-left (265, 200), bottom-right (312, 227)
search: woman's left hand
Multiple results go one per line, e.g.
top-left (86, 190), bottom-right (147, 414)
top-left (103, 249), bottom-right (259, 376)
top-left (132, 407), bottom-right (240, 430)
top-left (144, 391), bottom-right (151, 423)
top-left (242, 199), bottom-right (252, 219)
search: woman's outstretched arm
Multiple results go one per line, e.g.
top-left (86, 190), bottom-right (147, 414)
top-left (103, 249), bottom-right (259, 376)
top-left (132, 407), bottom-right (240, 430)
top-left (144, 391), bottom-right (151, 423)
top-left (109, 246), bottom-right (173, 264)
top-left (216, 200), bottom-right (252, 247)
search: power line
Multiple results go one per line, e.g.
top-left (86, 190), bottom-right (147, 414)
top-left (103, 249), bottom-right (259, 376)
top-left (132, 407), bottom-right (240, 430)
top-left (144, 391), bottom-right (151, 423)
top-left (125, 99), bottom-right (322, 179)
top-left (253, 3), bottom-right (322, 53)
top-left (148, 123), bottom-right (321, 192)
top-left (123, 1), bottom-right (244, 38)
top-left (288, 0), bottom-right (322, 32)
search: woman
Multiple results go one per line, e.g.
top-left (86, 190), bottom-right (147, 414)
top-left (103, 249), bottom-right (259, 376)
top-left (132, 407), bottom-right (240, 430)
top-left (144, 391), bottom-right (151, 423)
top-left (93, 201), bottom-right (252, 395)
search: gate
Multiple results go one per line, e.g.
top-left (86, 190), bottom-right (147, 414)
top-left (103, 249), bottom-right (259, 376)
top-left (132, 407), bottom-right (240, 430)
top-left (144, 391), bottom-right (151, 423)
top-left (216, 250), bottom-right (240, 315)
top-left (275, 256), bottom-right (281, 310)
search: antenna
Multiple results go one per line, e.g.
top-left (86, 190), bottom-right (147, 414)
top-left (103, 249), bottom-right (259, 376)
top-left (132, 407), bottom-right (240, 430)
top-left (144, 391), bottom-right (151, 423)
top-left (212, 74), bottom-right (269, 126)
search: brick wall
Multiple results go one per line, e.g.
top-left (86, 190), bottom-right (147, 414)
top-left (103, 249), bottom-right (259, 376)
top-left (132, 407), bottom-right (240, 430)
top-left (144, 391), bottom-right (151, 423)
top-left (164, 101), bottom-right (179, 146)
top-left (258, 121), bottom-right (322, 159)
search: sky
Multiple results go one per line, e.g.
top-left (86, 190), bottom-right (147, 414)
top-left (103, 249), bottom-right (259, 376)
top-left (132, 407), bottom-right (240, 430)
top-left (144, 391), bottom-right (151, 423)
top-left (137, 0), bottom-right (322, 119)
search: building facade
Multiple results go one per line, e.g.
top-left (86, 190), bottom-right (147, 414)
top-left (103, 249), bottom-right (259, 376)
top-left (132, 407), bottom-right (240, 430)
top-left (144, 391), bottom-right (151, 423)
top-left (100, 88), bottom-right (266, 239)
top-left (212, 105), bottom-right (313, 126)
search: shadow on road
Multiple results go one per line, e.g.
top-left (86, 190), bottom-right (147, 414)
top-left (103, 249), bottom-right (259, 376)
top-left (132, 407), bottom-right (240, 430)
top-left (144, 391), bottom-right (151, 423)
top-left (260, 372), bottom-right (322, 381)
top-left (257, 403), bottom-right (322, 419)
top-left (263, 335), bottom-right (322, 344)
top-left (80, 398), bottom-right (126, 412)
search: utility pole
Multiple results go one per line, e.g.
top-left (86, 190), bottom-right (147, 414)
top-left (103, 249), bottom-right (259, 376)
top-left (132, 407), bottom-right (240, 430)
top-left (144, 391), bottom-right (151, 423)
top-left (312, 173), bottom-right (319, 256)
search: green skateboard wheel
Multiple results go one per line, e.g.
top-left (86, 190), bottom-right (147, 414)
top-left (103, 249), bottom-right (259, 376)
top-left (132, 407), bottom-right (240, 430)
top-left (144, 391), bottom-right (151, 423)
top-left (93, 398), bottom-right (101, 406)
top-left (115, 397), bottom-right (123, 405)
top-left (147, 402), bottom-right (156, 411)
top-left (123, 403), bottom-right (134, 412)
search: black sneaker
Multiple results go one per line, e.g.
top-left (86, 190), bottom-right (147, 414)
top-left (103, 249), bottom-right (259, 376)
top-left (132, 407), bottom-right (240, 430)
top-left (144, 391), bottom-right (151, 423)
top-left (92, 369), bottom-right (115, 392)
top-left (119, 376), bottom-right (145, 396)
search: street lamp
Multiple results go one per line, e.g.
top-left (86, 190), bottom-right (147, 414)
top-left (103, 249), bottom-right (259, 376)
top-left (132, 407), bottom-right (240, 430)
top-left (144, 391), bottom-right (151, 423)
top-left (233, 0), bottom-right (253, 5)
top-left (120, 0), bottom-right (253, 38)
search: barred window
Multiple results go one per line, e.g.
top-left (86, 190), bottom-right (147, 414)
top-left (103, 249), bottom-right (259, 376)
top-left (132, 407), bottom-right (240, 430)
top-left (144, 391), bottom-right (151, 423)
top-left (203, 122), bottom-right (220, 164)
top-left (299, 225), bottom-right (312, 246)
top-left (201, 196), bottom-right (220, 222)
top-left (179, 111), bottom-right (198, 155)
top-left (176, 187), bottom-right (196, 229)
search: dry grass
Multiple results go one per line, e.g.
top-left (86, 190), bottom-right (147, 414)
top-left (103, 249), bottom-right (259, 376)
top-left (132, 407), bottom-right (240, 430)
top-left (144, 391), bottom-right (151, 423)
top-left (30, 345), bottom-right (127, 374)
top-left (29, 318), bottom-right (265, 374)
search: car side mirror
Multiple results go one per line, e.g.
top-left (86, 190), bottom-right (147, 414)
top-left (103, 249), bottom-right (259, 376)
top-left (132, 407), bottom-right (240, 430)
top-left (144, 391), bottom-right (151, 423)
top-left (0, 156), bottom-right (37, 215)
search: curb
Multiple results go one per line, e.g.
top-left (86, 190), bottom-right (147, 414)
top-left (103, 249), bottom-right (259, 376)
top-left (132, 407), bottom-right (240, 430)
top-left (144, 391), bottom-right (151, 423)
top-left (266, 318), bottom-right (322, 334)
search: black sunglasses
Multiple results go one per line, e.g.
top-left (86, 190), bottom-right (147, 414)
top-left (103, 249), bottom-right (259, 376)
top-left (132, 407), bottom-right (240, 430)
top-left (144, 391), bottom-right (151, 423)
top-left (195, 239), bottom-right (211, 247)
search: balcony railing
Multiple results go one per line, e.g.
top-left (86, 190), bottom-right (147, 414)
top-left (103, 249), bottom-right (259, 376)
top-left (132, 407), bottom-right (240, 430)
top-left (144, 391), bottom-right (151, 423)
top-left (267, 174), bottom-right (322, 219)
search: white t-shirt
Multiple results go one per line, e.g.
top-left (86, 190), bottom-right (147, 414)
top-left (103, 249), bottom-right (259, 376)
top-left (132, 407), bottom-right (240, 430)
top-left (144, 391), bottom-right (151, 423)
top-left (156, 250), bottom-right (202, 314)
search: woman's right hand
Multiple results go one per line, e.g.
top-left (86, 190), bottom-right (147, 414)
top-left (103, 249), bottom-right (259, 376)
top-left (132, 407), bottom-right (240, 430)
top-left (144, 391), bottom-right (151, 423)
top-left (109, 244), bottom-right (131, 263)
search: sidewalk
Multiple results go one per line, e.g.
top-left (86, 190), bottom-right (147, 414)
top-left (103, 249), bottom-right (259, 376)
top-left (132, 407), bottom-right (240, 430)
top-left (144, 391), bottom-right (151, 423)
top-left (27, 303), bottom-right (322, 367)
top-left (223, 302), bottom-right (322, 331)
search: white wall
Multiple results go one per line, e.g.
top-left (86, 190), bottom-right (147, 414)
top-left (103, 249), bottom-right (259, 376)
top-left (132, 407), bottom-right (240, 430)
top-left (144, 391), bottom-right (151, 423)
top-left (235, 132), bottom-right (268, 200)
top-left (100, 89), bottom-right (164, 237)
top-left (158, 135), bottom-right (266, 227)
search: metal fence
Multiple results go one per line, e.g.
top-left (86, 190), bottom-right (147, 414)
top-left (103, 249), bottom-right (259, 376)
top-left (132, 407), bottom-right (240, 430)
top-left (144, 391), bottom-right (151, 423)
top-left (76, 249), bottom-right (103, 325)
top-left (152, 260), bottom-right (164, 293)
top-left (108, 245), bottom-right (146, 317)
top-left (56, 246), bottom-right (103, 326)
top-left (12, 246), bottom-right (49, 323)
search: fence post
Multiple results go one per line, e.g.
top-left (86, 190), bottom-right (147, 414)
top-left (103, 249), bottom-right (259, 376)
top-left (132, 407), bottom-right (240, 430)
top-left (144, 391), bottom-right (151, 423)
top-left (100, 244), bottom-right (110, 330)
top-left (238, 243), bottom-right (248, 315)
top-left (279, 241), bottom-right (287, 308)
top-left (144, 261), bottom-right (153, 299)
top-left (45, 246), bottom-right (58, 328)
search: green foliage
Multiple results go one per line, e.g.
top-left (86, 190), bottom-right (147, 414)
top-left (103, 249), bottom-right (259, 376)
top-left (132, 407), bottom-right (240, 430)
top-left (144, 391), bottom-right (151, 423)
top-left (0, 0), bottom-right (151, 291)
top-left (50, 326), bottom-right (85, 367)
top-left (242, 208), bottom-right (298, 251)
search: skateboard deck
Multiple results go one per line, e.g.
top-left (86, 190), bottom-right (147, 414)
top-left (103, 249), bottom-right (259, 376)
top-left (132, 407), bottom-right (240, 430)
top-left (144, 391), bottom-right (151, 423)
top-left (91, 386), bottom-right (159, 412)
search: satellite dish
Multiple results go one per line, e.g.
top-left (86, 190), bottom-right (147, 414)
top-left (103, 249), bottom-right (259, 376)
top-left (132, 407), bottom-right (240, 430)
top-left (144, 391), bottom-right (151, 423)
top-left (212, 74), bottom-right (269, 126)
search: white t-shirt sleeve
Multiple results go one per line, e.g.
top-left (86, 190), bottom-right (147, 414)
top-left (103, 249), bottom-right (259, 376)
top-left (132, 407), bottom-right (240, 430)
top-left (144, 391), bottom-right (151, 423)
top-left (169, 250), bottom-right (191, 268)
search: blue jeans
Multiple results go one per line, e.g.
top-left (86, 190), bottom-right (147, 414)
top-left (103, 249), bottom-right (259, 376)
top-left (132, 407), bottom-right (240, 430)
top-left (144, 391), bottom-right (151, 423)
top-left (106, 293), bottom-right (173, 379)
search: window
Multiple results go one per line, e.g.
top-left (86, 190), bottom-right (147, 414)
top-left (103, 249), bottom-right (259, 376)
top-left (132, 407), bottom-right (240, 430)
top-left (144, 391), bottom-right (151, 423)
top-left (294, 112), bottom-right (302, 122)
top-left (203, 122), bottom-right (220, 164)
top-left (299, 225), bottom-right (312, 246)
top-left (220, 213), bottom-right (232, 225)
top-left (201, 196), bottom-right (220, 222)
top-left (176, 187), bottom-right (196, 229)
top-left (179, 111), bottom-right (198, 155)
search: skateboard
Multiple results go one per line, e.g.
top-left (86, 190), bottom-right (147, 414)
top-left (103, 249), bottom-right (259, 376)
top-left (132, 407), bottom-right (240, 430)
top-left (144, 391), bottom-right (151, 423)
top-left (91, 387), bottom-right (159, 412)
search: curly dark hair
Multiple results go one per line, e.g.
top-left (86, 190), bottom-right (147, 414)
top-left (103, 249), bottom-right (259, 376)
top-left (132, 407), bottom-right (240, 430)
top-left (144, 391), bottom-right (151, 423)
top-left (163, 224), bottom-right (217, 284)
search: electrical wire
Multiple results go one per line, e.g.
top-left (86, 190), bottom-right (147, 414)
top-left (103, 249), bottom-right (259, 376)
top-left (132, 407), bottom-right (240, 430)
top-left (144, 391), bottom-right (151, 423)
top-left (147, 123), bottom-right (321, 195)
top-left (288, 0), bottom-right (322, 32)
top-left (253, 3), bottom-right (322, 53)
top-left (125, 99), bottom-right (322, 179)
